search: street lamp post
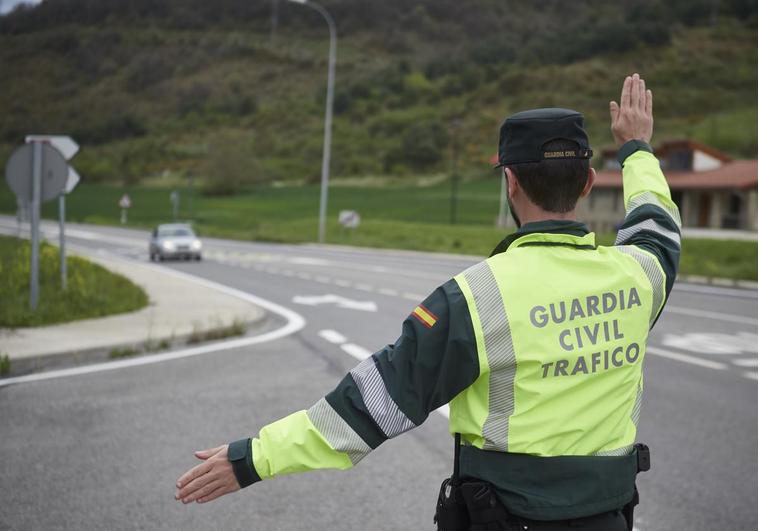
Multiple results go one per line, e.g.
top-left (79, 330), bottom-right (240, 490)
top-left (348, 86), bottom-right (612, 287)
top-left (287, 0), bottom-right (336, 244)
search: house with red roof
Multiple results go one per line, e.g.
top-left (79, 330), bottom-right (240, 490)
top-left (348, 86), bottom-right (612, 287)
top-left (584, 140), bottom-right (758, 233)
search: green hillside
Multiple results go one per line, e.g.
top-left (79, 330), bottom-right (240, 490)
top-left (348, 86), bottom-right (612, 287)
top-left (1, 0), bottom-right (757, 191)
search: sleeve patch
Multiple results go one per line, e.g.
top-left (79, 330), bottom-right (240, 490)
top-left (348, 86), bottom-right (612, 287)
top-left (411, 304), bottom-right (438, 328)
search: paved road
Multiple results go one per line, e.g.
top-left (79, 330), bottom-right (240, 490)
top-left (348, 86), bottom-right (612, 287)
top-left (1, 219), bottom-right (757, 530)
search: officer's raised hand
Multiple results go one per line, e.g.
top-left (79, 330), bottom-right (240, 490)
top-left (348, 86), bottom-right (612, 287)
top-left (175, 444), bottom-right (240, 504)
top-left (609, 73), bottom-right (653, 147)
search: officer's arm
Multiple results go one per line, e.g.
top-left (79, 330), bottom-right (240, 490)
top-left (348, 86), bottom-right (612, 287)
top-left (613, 143), bottom-right (681, 303)
top-left (240, 279), bottom-right (478, 486)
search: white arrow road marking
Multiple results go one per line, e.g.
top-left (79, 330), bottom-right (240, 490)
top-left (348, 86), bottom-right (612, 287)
top-left (664, 306), bottom-right (758, 327)
top-left (662, 332), bottom-right (758, 355)
top-left (0, 265), bottom-right (306, 388)
top-left (647, 347), bottom-right (728, 370)
top-left (733, 359), bottom-right (758, 367)
top-left (293, 294), bottom-right (378, 312)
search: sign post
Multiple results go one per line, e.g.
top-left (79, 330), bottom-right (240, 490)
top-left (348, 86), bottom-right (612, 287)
top-left (119, 194), bottom-right (131, 224)
top-left (5, 140), bottom-right (70, 309)
top-left (30, 142), bottom-right (42, 310)
top-left (26, 135), bottom-right (80, 290)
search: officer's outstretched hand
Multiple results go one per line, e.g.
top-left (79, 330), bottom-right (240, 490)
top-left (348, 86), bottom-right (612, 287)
top-left (609, 73), bottom-right (653, 147)
top-left (175, 444), bottom-right (240, 505)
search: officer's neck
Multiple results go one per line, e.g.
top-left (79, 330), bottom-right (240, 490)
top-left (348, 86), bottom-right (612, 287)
top-left (514, 200), bottom-right (577, 226)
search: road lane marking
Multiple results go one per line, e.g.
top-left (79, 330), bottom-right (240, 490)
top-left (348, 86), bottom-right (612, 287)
top-left (293, 294), bottom-right (377, 312)
top-left (335, 279), bottom-right (351, 287)
top-left (341, 343), bottom-right (373, 360)
top-left (646, 347), bottom-right (728, 370)
top-left (318, 330), bottom-right (348, 344)
top-left (664, 306), bottom-right (758, 327)
top-left (733, 359), bottom-right (758, 367)
top-left (675, 283), bottom-right (758, 300)
top-left (314, 275), bottom-right (331, 283)
top-left (378, 288), bottom-right (398, 297)
top-left (743, 372), bottom-right (758, 381)
top-left (0, 266), bottom-right (306, 388)
top-left (402, 292), bottom-right (425, 301)
top-left (355, 283), bottom-right (373, 292)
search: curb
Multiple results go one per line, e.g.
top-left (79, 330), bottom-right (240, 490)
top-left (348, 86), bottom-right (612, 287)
top-left (3, 312), bottom-right (270, 378)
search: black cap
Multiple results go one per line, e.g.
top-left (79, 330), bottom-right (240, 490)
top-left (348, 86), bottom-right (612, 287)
top-left (495, 108), bottom-right (593, 168)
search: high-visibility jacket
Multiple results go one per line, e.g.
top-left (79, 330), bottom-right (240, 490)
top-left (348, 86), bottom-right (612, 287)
top-left (240, 145), bottom-right (681, 520)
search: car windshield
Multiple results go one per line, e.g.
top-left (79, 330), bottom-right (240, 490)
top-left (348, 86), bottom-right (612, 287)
top-left (158, 228), bottom-right (194, 238)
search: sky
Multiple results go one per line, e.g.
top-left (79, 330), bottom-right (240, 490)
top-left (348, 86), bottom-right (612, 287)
top-left (0, 0), bottom-right (42, 15)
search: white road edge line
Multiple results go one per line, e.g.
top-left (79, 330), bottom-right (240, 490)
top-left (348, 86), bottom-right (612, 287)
top-left (0, 264), bottom-right (306, 388)
top-left (647, 347), bottom-right (728, 370)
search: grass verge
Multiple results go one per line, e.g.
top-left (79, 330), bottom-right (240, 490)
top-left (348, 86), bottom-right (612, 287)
top-left (2, 182), bottom-right (757, 281)
top-left (0, 235), bottom-right (149, 327)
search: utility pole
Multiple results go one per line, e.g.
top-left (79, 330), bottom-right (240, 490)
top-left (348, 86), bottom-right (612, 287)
top-left (271, 0), bottom-right (279, 44)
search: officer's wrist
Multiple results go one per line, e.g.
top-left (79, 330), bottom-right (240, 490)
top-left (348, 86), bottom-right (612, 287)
top-left (227, 438), bottom-right (261, 488)
top-left (617, 139), bottom-right (653, 166)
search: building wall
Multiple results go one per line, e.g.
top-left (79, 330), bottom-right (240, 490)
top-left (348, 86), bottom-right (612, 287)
top-left (577, 188), bottom-right (625, 234)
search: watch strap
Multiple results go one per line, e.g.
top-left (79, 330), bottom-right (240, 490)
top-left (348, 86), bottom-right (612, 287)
top-left (227, 438), bottom-right (261, 488)
top-left (617, 139), bottom-right (653, 166)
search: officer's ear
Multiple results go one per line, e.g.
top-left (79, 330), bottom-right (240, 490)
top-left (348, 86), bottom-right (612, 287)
top-left (504, 167), bottom-right (520, 199)
top-left (579, 167), bottom-right (596, 199)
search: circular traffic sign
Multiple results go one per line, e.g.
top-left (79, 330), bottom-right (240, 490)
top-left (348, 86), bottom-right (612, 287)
top-left (5, 143), bottom-right (68, 203)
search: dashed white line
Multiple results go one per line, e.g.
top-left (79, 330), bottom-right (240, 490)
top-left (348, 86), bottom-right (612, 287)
top-left (743, 372), bottom-right (758, 381)
top-left (341, 343), bottom-right (373, 361)
top-left (314, 275), bottom-right (331, 284)
top-left (297, 272), bottom-right (312, 280)
top-left (402, 292), bottom-right (424, 301)
top-left (282, 270), bottom-right (295, 277)
top-left (335, 279), bottom-right (351, 287)
top-left (355, 283), bottom-right (374, 292)
top-left (318, 329), bottom-right (348, 344)
top-left (647, 347), bottom-right (728, 370)
top-left (378, 288), bottom-right (398, 297)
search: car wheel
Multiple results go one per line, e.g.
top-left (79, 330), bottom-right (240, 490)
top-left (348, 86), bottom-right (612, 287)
top-left (158, 254), bottom-right (165, 262)
top-left (195, 254), bottom-right (202, 261)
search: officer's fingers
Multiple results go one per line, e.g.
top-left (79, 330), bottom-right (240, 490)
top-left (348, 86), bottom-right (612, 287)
top-left (197, 483), bottom-right (235, 504)
top-left (194, 446), bottom-right (224, 461)
top-left (620, 75), bottom-right (632, 109)
top-left (176, 460), bottom-right (212, 490)
top-left (181, 479), bottom-right (223, 504)
top-left (630, 73), bottom-right (640, 108)
top-left (609, 101), bottom-right (620, 123)
top-left (176, 466), bottom-right (221, 501)
top-left (645, 89), bottom-right (653, 116)
top-left (638, 78), bottom-right (646, 111)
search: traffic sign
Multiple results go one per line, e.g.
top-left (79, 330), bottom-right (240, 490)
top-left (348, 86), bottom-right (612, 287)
top-left (339, 210), bottom-right (361, 229)
top-left (119, 194), bottom-right (132, 209)
top-left (25, 135), bottom-right (79, 160)
top-left (64, 167), bottom-right (80, 194)
top-left (5, 143), bottom-right (68, 203)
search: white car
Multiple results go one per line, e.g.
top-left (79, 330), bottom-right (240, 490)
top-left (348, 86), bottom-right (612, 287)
top-left (149, 223), bottom-right (202, 261)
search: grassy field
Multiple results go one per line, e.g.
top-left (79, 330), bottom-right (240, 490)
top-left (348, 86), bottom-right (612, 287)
top-left (0, 234), bottom-right (148, 327)
top-left (2, 182), bottom-right (757, 281)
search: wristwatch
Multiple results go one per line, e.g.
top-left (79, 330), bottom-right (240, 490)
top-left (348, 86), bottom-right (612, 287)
top-left (617, 139), bottom-right (653, 166)
top-left (227, 438), bottom-right (261, 488)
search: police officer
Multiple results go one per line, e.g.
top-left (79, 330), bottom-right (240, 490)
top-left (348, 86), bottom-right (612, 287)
top-left (175, 73), bottom-right (680, 531)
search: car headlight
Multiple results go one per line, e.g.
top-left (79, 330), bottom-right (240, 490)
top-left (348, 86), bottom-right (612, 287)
top-left (162, 241), bottom-right (176, 250)
top-left (191, 240), bottom-right (202, 251)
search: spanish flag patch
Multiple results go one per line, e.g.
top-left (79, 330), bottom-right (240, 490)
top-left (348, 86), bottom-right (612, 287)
top-left (411, 304), bottom-right (438, 329)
